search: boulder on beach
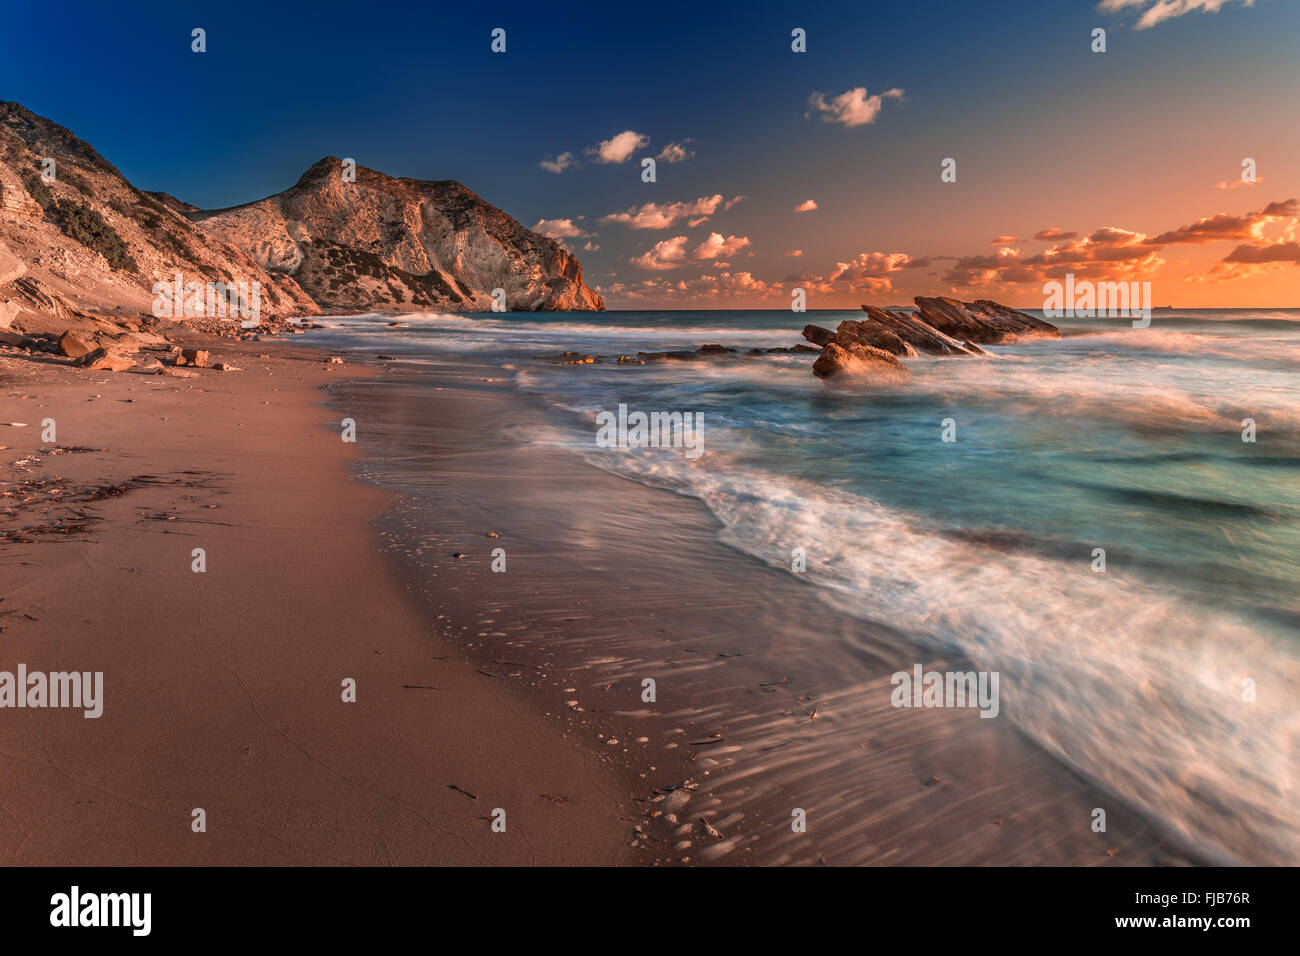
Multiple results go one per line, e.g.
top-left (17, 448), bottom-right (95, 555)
top-left (177, 348), bottom-right (210, 368)
top-left (58, 329), bottom-right (98, 359)
top-left (76, 347), bottom-right (135, 372)
top-left (811, 342), bottom-right (910, 385)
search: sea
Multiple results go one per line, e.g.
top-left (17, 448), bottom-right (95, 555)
top-left (311, 307), bottom-right (1300, 864)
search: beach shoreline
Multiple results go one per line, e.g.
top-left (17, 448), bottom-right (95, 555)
top-left (0, 338), bottom-right (631, 865)
top-left (0, 326), bottom-right (1225, 866)
top-left (327, 350), bottom-right (1203, 866)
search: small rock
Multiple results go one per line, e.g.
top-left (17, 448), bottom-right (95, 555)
top-left (178, 348), bottom-right (209, 368)
top-left (213, 363), bottom-right (242, 372)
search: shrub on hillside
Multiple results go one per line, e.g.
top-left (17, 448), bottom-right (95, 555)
top-left (53, 198), bottom-right (138, 273)
top-left (24, 174), bottom-right (52, 209)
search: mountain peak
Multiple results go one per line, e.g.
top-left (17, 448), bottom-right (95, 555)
top-left (0, 102), bottom-right (603, 321)
top-left (196, 157), bottom-right (604, 312)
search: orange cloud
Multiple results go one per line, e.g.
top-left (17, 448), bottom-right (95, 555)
top-left (694, 233), bottom-right (751, 260)
top-left (602, 195), bottom-right (731, 230)
top-left (631, 235), bottom-right (690, 270)
top-left (1145, 199), bottom-right (1296, 245)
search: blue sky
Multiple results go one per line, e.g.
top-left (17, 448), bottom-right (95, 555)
top-left (3, 0), bottom-right (1297, 306)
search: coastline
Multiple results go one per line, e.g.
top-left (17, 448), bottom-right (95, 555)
top-left (330, 351), bottom-right (1203, 866)
top-left (0, 339), bottom-right (629, 865)
top-left (0, 329), bottom-right (1229, 866)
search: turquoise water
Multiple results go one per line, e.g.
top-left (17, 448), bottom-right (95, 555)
top-left (316, 308), bottom-right (1300, 863)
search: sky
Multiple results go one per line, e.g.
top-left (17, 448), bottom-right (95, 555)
top-left (2, 0), bottom-right (1298, 308)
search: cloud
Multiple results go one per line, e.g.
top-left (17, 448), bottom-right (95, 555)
top-left (806, 87), bottom-right (904, 128)
top-left (539, 152), bottom-right (576, 174)
top-left (796, 251), bottom-right (917, 295)
top-left (694, 233), bottom-right (751, 261)
top-left (1033, 227), bottom-right (1079, 241)
top-left (1144, 199), bottom-right (1296, 245)
top-left (582, 240), bottom-right (600, 252)
top-left (1097, 0), bottom-right (1255, 31)
top-left (1215, 176), bottom-right (1262, 190)
top-left (785, 249), bottom-right (803, 257)
top-left (991, 235), bottom-right (1020, 245)
top-left (608, 272), bottom-right (784, 304)
top-left (589, 130), bottom-right (649, 164)
top-left (601, 194), bottom-right (730, 230)
top-left (631, 235), bottom-right (690, 271)
top-left (657, 140), bottom-right (695, 164)
top-left (1222, 241), bottom-right (1300, 264)
top-left (531, 218), bottom-right (587, 239)
top-left (942, 230), bottom-right (1165, 287)
top-left (794, 199), bottom-right (818, 213)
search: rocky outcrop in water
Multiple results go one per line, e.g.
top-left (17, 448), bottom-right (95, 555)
top-left (801, 295), bottom-right (1057, 385)
top-left (912, 296), bottom-right (1058, 344)
top-left (812, 342), bottom-right (911, 384)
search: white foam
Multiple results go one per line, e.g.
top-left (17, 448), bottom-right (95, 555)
top-left (569, 439), bottom-right (1300, 865)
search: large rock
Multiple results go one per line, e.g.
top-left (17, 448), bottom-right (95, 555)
top-left (802, 296), bottom-right (1058, 363)
top-left (76, 347), bottom-right (134, 371)
top-left (833, 317), bottom-right (920, 357)
top-left (0, 242), bottom-right (25, 329)
top-left (812, 342), bottom-right (910, 385)
top-left (57, 329), bottom-right (98, 358)
top-left (912, 296), bottom-right (1059, 344)
top-left (802, 323), bottom-right (837, 348)
top-left (177, 348), bottom-right (209, 367)
top-left (799, 295), bottom-right (1057, 388)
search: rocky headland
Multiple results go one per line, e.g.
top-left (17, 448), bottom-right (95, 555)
top-left (0, 100), bottom-right (603, 359)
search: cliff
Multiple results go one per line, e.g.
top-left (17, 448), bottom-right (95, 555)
top-left (0, 101), bottom-right (318, 329)
top-left (190, 157), bottom-right (605, 313)
top-left (0, 103), bottom-right (603, 334)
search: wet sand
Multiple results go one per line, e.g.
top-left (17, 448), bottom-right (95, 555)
top-left (332, 356), bottom-right (1200, 866)
top-left (0, 342), bottom-right (629, 865)
top-left (0, 335), bottom-right (1202, 866)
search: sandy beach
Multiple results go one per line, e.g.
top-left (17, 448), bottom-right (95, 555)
top-left (0, 339), bottom-right (630, 865)
top-left (2, 312), bottom-right (1217, 867)
top-left (323, 353), bottom-right (1204, 866)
